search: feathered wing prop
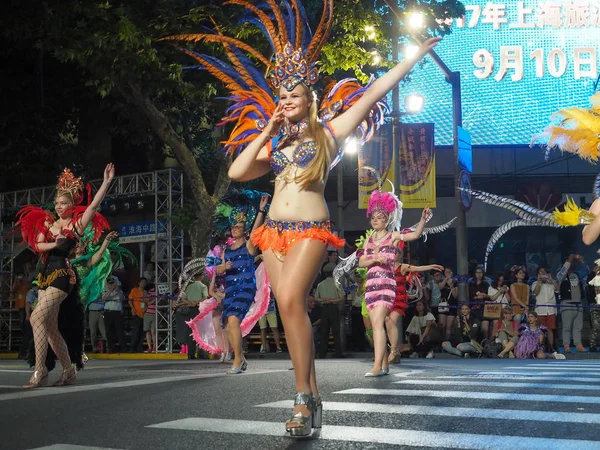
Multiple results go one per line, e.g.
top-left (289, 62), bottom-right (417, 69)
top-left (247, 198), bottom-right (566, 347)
top-left (459, 188), bottom-right (555, 222)
top-left (593, 172), bottom-right (600, 200)
top-left (177, 258), bottom-right (207, 300)
top-left (240, 262), bottom-right (270, 336)
top-left (15, 206), bottom-right (55, 250)
top-left (179, 257), bottom-right (227, 355)
top-left (532, 93), bottom-right (600, 162)
top-left (419, 217), bottom-right (457, 242)
top-left (460, 188), bottom-right (565, 270)
top-left (70, 206), bottom-right (110, 242)
top-left (320, 77), bottom-right (389, 168)
top-left (333, 252), bottom-right (358, 289)
top-left (161, 0), bottom-right (386, 158)
top-left (186, 298), bottom-right (223, 355)
top-left (333, 229), bottom-right (373, 288)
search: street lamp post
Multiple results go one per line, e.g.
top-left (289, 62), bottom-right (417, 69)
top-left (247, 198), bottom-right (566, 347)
top-left (383, 2), bottom-right (469, 302)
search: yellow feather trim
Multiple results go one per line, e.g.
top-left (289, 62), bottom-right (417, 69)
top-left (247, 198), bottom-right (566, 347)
top-left (553, 197), bottom-right (596, 226)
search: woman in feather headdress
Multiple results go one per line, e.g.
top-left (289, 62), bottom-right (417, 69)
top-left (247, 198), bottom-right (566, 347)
top-left (163, 0), bottom-right (440, 436)
top-left (532, 93), bottom-right (600, 244)
top-left (16, 164), bottom-right (113, 388)
top-left (214, 192), bottom-right (269, 374)
top-left (357, 186), bottom-right (431, 376)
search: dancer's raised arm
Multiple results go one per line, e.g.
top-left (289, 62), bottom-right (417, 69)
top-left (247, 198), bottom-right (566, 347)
top-left (583, 199), bottom-right (600, 245)
top-left (76, 163), bottom-right (114, 233)
top-left (329, 37), bottom-right (441, 143)
top-left (395, 206), bottom-right (431, 243)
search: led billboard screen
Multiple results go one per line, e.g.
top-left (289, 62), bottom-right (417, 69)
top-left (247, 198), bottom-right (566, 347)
top-left (399, 0), bottom-right (600, 145)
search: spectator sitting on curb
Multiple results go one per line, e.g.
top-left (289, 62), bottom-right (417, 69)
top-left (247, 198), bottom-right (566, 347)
top-left (493, 306), bottom-right (519, 358)
top-left (515, 312), bottom-right (565, 359)
top-left (442, 304), bottom-right (483, 358)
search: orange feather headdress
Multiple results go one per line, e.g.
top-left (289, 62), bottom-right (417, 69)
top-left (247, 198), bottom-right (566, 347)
top-left (161, 0), bottom-right (386, 156)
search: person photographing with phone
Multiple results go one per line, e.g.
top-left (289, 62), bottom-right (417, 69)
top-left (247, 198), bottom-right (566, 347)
top-left (531, 267), bottom-right (559, 352)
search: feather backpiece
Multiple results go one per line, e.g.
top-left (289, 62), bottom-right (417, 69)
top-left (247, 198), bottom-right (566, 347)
top-left (483, 219), bottom-right (561, 271)
top-left (532, 93), bottom-right (600, 162)
top-left (177, 258), bottom-right (207, 301)
top-left (15, 206), bottom-right (54, 251)
top-left (553, 197), bottom-right (596, 226)
top-left (594, 173), bottom-right (600, 200)
top-left (320, 77), bottom-right (389, 144)
top-left (333, 229), bottom-right (374, 288)
top-left (162, 0), bottom-right (386, 157)
top-left (419, 217), bottom-right (457, 242)
top-left (459, 188), bottom-right (554, 222)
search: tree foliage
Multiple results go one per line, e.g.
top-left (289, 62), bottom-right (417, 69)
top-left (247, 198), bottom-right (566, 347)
top-left (1, 0), bottom-right (464, 255)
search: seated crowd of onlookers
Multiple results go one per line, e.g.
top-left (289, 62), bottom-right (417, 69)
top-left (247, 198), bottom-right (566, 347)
top-left (6, 251), bottom-right (600, 361)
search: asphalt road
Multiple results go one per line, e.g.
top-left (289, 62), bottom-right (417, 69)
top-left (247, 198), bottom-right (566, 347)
top-left (2, 355), bottom-right (600, 450)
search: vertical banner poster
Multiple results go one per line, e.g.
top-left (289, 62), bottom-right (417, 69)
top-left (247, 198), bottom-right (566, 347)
top-left (358, 124), bottom-right (394, 209)
top-left (399, 123), bottom-right (436, 208)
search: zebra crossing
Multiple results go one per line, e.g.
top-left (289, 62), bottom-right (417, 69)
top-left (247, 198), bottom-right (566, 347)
top-left (146, 360), bottom-right (600, 449)
top-left (26, 360), bottom-right (600, 450)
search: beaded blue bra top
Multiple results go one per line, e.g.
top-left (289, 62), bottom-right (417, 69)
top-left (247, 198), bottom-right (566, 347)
top-left (269, 121), bottom-right (337, 183)
top-left (270, 140), bottom-right (317, 177)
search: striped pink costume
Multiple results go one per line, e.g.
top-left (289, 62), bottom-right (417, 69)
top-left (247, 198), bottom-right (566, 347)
top-left (358, 233), bottom-right (398, 311)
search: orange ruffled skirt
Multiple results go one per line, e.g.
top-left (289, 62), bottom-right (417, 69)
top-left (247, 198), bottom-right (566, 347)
top-left (251, 217), bottom-right (345, 255)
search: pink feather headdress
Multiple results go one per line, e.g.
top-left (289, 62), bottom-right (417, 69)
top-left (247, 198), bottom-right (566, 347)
top-left (363, 166), bottom-right (403, 231)
top-left (367, 191), bottom-right (398, 217)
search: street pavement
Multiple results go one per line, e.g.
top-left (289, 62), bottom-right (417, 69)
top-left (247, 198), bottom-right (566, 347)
top-left (2, 354), bottom-right (600, 449)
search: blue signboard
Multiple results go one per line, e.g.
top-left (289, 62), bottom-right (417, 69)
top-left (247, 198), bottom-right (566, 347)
top-left (398, 0), bottom-right (600, 145)
top-left (118, 221), bottom-right (165, 243)
top-left (458, 126), bottom-right (473, 172)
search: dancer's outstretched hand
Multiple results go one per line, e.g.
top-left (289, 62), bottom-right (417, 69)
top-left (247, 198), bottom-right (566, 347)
top-left (104, 163), bottom-right (115, 182)
top-left (259, 194), bottom-right (269, 211)
top-left (418, 37), bottom-right (442, 56)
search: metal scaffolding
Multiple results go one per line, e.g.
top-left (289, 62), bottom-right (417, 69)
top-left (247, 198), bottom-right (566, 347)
top-left (154, 170), bottom-right (184, 353)
top-left (0, 169), bottom-right (184, 352)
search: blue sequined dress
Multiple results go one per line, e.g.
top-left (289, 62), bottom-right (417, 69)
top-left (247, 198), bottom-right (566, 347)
top-left (222, 243), bottom-right (256, 325)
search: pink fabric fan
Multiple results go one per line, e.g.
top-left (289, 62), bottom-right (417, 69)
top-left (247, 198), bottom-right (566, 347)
top-left (186, 298), bottom-right (223, 355)
top-left (240, 262), bottom-right (270, 336)
top-left (186, 261), bottom-right (271, 354)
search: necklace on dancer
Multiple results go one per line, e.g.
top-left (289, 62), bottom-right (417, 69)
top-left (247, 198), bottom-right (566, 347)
top-left (281, 117), bottom-right (309, 142)
top-left (373, 231), bottom-right (390, 243)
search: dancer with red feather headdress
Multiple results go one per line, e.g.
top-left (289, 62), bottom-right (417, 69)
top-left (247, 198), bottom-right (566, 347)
top-left (16, 164), bottom-right (113, 388)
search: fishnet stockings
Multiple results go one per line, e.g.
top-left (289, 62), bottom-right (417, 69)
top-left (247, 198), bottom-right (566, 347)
top-left (31, 287), bottom-right (71, 372)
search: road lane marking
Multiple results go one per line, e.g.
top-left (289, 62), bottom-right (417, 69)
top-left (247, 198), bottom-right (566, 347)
top-left (393, 369), bottom-right (425, 377)
top-left (257, 400), bottom-right (600, 423)
top-left (147, 417), bottom-right (600, 449)
top-left (504, 366), bottom-right (600, 372)
top-left (476, 371), bottom-right (600, 376)
top-left (29, 445), bottom-right (123, 450)
top-left (0, 369), bottom-right (287, 402)
top-left (438, 375), bottom-right (600, 383)
top-left (394, 379), bottom-right (600, 391)
top-left (334, 388), bottom-right (600, 404)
